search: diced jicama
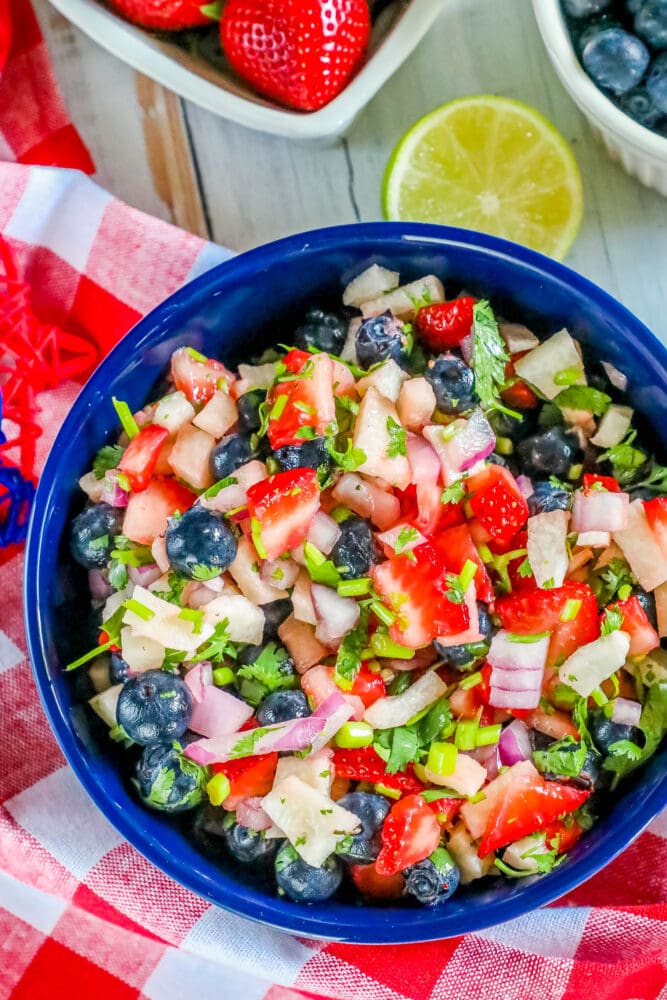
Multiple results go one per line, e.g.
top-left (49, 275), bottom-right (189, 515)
top-left (415, 482), bottom-right (445, 535)
top-left (500, 322), bottom-right (540, 354)
top-left (611, 697), bottom-right (642, 728)
top-left (291, 570), bottom-right (318, 626)
top-left (431, 410), bottom-right (496, 476)
top-left (123, 586), bottom-right (213, 652)
top-left (502, 834), bottom-right (548, 873)
top-left (527, 509), bottom-right (570, 588)
top-left (397, 377), bottom-right (436, 431)
top-left (353, 387), bottom-right (411, 491)
top-left (311, 584), bottom-right (360, 645)
top-left (460, 760), bottom-right (538, 840)
top-left (363, 670), bottom-right (447, 729)
top-left (79, 471), bottom-right (105, 503)
top-left (202, 593), bottom-right (265, 644)
top-left (360, 274), bottom-right (445, 321)
top-left (559, 407), bottom-right (596, 438)
top-left (571, 490), bottom-right (629, 534)
top-left (192, 389), bottom-right (238, 439)
top-left (424, 751), bottom-right (486, 796)
top-left (447, 822), bottom-right (494, 884)
top-left (614, 499), bottom-right (667, 591)
top-left (261, 775), bottom-right (361, 868)
top-left (119, 626), bottom-right (164, 672)
top-left (235, 460), bottom-right (268, 491)
top-left (655, 581), bottom-right (667, 637)
top-left (356, 360), bottom-right (408, 403)
top-left (558, 630), bottom-right (630, 697)
top-left (236, 798), bottom-right (273, 832)
top-left (343, 264), bottom-right (399, 307)
top-left (200, 482), bottom-right (247, 515)
top-left (88, 684), bottom-right (124, 728)
top-left (514, 329), bottom-right (585, 401)
top-left (168, 424), bottom-right (216, 491)
top-left (275, 749), bottom-right (334, 796)
top-left (422, 424), bottom-right (465, 486)
top-left (590, 405), bottom-right (633, 448)
top-left (332, 472), bottom-right (400, 531)
top-left (153, 390), bottom-right (196, 434)
top-left (260, 557), bottom-right (300, 591)
top-left (232, 361), bottom-right (277, 396)
top-left (307, 511), bottom-right (341, 555)
top-left (278, 614), bottom-right (329, 673)
top-left (576, 530), bottom-right (611, 548)
top-left (228, 536), bottom-right (288, 605)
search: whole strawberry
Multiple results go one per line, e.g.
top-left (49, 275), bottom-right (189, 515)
top-left (220, 0), bottom-right (371, 111)
top-left (106, 0), bottom-right (213, 31)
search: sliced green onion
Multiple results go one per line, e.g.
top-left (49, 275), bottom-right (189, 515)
top-left (186, 346), bottom-right (208, 363)
top-left (458, 559), bottom-right (478, 592)
top-left (454, 718), bottom-right (479, 751)
top-left (560, 599), bottom-right (582, 623)
top-left (330, 505), bottom-right (354, 523)
top-left (617, 584), bottom-right (632, 601)
top-left (123, 598), bottom-right (155, 622)
top-left (337, 577), bottom-right (372, 598)
top-left (334, 721), bottom-right (374, 749)
top-left (112, 396), bottom-right (139, 440)
top-left (591, 687), bottom-right (609, 707)
top-left (251, 517), bottom-right (268, 559)
top-left (207, 773), bottom-right (231, 806)
top-left (268, 394), bottom-right (288, 420)
top-left (412, 762), bottom-right (429, 784)
top-left (506, 631), bottom-right (552, 644)
top-left (495, 436), bottom-right (514, 456)
top-left (459, 670), bottom-right (483, 691)
top-left (374, 783), bottom-right (401, 800)
top-left (554, 366), bottom-right (582, 387)
top-left (476, 724), bottom-right (502, 747)
top-left (369, 632), bottom-right (415, 659)
top-left (370, 600), bottom-right (395, 627)
top-left (478, 543), bottom-right (494, 564)
top-left (178, 607), bottom-right (204, 634)
top-left (303, 541), bottom-right (326, 566)
top-left (568, 463), bottom-right (584, 481)
top-left (65, 640), bottom-right (113, 671)
top-left (426, 741), bottom-right (458, 776)
top-left (212, 666), bottom-right (235, 687)
top-left (440, 720), bottom-right (457, 740)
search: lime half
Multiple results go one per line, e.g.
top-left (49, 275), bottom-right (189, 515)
top-left (382, 96), bottom-right (583, 261)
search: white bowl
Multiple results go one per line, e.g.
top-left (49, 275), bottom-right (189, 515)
top-left (48, 0), bottom-right (441, 141)
top-left (533, 0), bottom-right (667, 197)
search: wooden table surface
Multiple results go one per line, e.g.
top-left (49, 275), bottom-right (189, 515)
top-left (35, 0), bottom-right (667, 341)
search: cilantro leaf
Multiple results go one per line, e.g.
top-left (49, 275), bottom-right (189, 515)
top-left (598, 429), bottom-right (647, 488)
top-left (444, 572), bottom-right (465, 604)
top-left (517, 556), bottom-right (533, 579)
top-left (228, 725), bottom-right (278, 759)
top-left (385, 728), bottom-right (421, 774)
top-left (327, 437), bottom-right (366, 473)
top-left (152, 571), bottom-right (189, 605)
top-left (589, 557), bottom-right (636, 607)
top-left (386, 416), bottom-right (407, 458)
top-left (555, 385), bottom-right (611, 416)
top-left (92, 443), bottom-right (125, 479)
top-left (394, 526), bottom-right (419, 559)
top-left (471, 300), bottom-right (519, 418)
top-left (237, 643), bottom-right (297, 706)
top-left (441, 480), bottom-right (466, 505)
top-left (532, 736), bottom-right (588, 778)
top-left (601, 607), bottom-right (624, 636)
top-left (190, 620), bottom-right (236, 664)
top-left (191, 564), bottom-right (223, 582)
top-left (334, 606), bottom-right (370, 690)
top-left (603, 680), bottom-right (667, 785)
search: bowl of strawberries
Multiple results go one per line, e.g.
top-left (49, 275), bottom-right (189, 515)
top-left (47, 0), bottom-right (441, 139)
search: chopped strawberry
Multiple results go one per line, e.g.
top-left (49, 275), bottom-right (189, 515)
top-left (350, 863), bottom-right (406, 901)
top-left (301, 665), bottom-right (365, 720)
top-left (212, 752), bottom-right (279, 810)
top-left (608, 594), bottom-right (659, 657)
top-left (220, 0), bottom-right (371, 112)
top-left (349, 666), bottom-right (386, 708)
top-left (118, 424), bottom-right (169, 493)
top-left (122, 476), bottom-right (196, 545)
top-left (465, 465), bottom-right (529, 544)
top-left (415, 297), bottom-right (474, 351)
top-left (106, 0), bottom-right (211, 29)
top-left (371, 542), bottom-right (469, 648)
top-left (542, 819), bottom-right (584, 854)
top-left (331, 746), bottom-right (425, 794)
top-left (266, 352), bottom-right (336, 449)
top-left (375, 794), bottom-right (442, 876)
top-left (426, 796), bottom-right (464, 823)
top-left (246, 467), bottom-right (320, 561)
top-left (501, 359), bottom-right (539, 410)
top-left (583, 474), bottom-right (621, 493)
top-left (643, 496), bottom-right (667, 558)
top-left (171, 347), bottom-right (234, 405)
top-left (495, 581), bottom-right (599, 668)
top-left (431, 523), bottom-right (495, 604)
top-left (282, 348), bottom-right (312, 374)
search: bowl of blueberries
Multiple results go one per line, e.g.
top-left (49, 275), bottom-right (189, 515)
top-left (533, 0), bottom-right (667, 196)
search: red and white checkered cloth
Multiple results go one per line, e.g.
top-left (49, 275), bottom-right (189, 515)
top-left (1, 4), bottom-right (667, 999)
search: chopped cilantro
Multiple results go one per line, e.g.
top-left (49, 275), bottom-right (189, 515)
top-left (394, 526), bottom-right (419, 558)
top-left (444, 572), bottom-right (465, 605)
top-left (294, 426), bottom-right (317, 439)
top-left (202, 476), bottom-right (237, 500)
top-left (441, 480), bottom-right (466, 505)
top-left (191, 564), bottom-right (222, 582)
top-left (533, 736), bottom-right (588, 778)
top-left (555, 385), bottom-right (611, 416)
top-left (598, 429), bottom-right (647, 488)
top-left (589, 557), bottom-right (636, 607)
top-left (601, 607), bottom-right (624, 636)
top-left (304, 541), bottom-right (343, 587)
top-left (517, 556), bottom-right (533, 578)
top-left (334, 606), bottom-right (370, 690)
top-left (327, 437), bottom-right (366, 473)
top-left (92, 443), bottom-right (125, 479)
top-left (152, 571), bottom-right (188, 605)
top-left (386, 416), bottom-right (407, 458)
top-left (228, 725), bottom-right (278, 760)
top-left (602, 680), bottom-right (667, 786)
top-left (190, 620), bottom-right (236, 664)
top-left (237, 643), bottom-right (298, 706)
top-left (471, 300), bottom-right (520, 419)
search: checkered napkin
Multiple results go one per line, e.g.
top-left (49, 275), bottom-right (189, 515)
top-left (1, 6), bottom-right (667, 1000)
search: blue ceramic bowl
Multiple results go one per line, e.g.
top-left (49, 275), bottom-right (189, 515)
top-left (25, 223), bottom-right (667, 944)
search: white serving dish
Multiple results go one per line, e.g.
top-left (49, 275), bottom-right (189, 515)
top-left (48, 0), bottom-right (442, 141)
top-left (533, 0), bottom-right (667, 197)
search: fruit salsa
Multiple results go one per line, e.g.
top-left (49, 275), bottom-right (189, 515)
top-left (68, 263), bottom-right (667, 907)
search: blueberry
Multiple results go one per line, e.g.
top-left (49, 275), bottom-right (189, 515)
top-left (210, 433), bottom-right (260, 481)
top-left (294, 308), bottom-right (347, 356)
top-left (273, 437), bottom-right (333, 475)
top-left (224, 822), bottom-right (278, 864)
top-left (257, 690), bottom-right (311, 726)
top-left (335, 792), bottom-right (390, 865)
top-left (116, 669), bottom-right (192, 745)
top-left (236, 389), bottom-right (267, 435)
top-left (404, 850), bottom-right (460, 906)
top-left (275, 843), bottom-right (342, 902)
top-left (618, 86), bottom-right (664, 126)
top-left (476, 602), bottom-right (493, 642)
top-left (331, 516), bottom-right (380, 579)
top-left (192, 802), bottom-right (231, 853)
top-left (517, 427), bottom-right (582, 477)
top-left (646, 51), bottom-right (667, 111)
top-left (135, 740), bottom-right (207, 812)
top-left (433, 637), bottom-right (489, 671)
top-left (527, 479), bottom-right (574, 515)
top-left (563, 0), bottom-right (611, 15)
top-left (425, 355), bottom-right (477, 414)
top-left (70, 503), bottom-right (123, 569)
top-left (166, 505), bottom-right (237, 580)
top-left (109, 651), bottom-right (129, 684)
top-left (635, 0), bottom-right (667, 48)
top-left (574, 16), bottom-right (623, 55)
top-left (355, 311), bottom-right (409, 370)
top-left (582, 28), bottom-right (650, 95)
top-left (261, 598), bottom-right (292, 643)
top-left (634, 586), bottom-right (658, 629)
top-left (589, 711), bottom-right (646, 756)
top-left (489, 409), bottom-right (537, 443)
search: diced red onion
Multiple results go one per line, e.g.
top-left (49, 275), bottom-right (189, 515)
top-left (189, 685), bottom-right (254, 740)
top-left (307, 512), bottom-right (341, 555)
top-left (184, 712), bottom-right (327, 763)
top-left (236, 797), bottom-right (273, 832)
top-left (415, 482), bottom-right (445, 535)
top-left (102, 471), bottom-right (129, 508)
top-left (450, 409), bottom-right (496, 472)
top-left (332, 472), bottom-right (400, 531)
top-left (88, 568), bottom-right (113, 601)
top-left (406, 433), bottom-right (440, 485)
top-left (265, 716), bottom-right (328, 753)
top-left (571, 490), bottom-right (629, 534)
top-left (184, 661), bottom-right (213, 702)
top-left (151, 535), bottom-right (170, 573)
top-left (490, 665), bottom-right (543, 690)
top-left (311, 583), bottom-right (360, 643)
top-left (309, 691), bottom-right (355, 753)
top-left (611, 697), bottom-right (642, 727)
top-left (601, 361), bottom-right (628, 392)
top-left (516, 475), bottom-right (534, 500)
top-left (260, 557), bottom-right (300, 590)
top-left (128, 563), bottom-right (163, 587)
top-left (235, 460), bottom-right (268, 491)
top-left (181, 580), bottom-right (220, 609)
top-left (489, 686), bottom-right (541, 710)
top-left (460, 332), bottom-right (474, 365)
top-left (487, 630), bottom-right (550, 676)
top-left (498, 719), bottom-right (533, 766)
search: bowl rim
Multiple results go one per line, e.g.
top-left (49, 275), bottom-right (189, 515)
top-left (46, 0), bottom-right (441, 140)
top-left (24, 221), bottom-right (667, 944)
top-left (532, 0), bottom-right (667, 163)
